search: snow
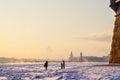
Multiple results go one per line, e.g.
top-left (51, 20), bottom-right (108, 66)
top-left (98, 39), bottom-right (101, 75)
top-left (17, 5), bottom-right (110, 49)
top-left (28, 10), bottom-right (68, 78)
top-left (0, 62), bottom-right (120, 80)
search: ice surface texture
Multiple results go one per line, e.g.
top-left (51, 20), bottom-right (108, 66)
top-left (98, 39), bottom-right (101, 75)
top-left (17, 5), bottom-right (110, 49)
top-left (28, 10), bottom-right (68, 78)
top-left (0, 62), bottom-right (120, 80)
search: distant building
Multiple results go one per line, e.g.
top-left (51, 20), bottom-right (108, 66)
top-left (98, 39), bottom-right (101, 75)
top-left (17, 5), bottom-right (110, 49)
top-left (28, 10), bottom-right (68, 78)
top-left (69, 51), bottom-right (81, 62)
top-left (69, 52), bottom-right (109, 62)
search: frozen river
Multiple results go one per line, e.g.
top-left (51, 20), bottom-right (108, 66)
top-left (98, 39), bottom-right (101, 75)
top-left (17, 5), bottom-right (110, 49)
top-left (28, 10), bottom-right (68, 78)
top-left (0, 62), bottom-right (120, 80)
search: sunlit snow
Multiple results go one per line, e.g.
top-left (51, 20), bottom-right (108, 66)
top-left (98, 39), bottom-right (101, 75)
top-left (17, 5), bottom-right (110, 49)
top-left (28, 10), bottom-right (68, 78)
top-left (0, 62), bottom-right (120, 80)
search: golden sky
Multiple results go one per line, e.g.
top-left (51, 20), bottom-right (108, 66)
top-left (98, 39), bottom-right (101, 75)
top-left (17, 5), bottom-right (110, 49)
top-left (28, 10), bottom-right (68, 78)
top-left (0, 0), bottom-right (114, 59)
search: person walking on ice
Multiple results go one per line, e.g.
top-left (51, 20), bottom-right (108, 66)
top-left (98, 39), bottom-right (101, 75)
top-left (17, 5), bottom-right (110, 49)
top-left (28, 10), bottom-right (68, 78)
top-left (61, 60), bottom-right (65, 69)
top-left (44, 61), bottom-right (48, 71)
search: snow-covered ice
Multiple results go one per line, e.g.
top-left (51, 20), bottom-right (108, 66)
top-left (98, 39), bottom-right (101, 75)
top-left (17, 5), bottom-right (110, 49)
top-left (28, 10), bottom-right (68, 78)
top-left (0, 62), bottom-right (120, 80)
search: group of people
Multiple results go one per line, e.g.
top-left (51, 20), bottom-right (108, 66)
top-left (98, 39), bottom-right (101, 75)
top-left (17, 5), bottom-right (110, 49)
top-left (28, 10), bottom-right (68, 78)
top-left (44, 60), bottom-right (65, 71)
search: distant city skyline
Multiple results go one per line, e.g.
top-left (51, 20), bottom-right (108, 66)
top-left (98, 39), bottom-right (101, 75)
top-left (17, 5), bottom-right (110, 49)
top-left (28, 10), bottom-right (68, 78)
top-left (0, 0), bottom-right (114, 59)
top-left (68, 51), bottom-right (109, 62)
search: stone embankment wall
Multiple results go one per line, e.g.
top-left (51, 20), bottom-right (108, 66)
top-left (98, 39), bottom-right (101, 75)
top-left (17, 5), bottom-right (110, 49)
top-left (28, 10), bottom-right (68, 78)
top-left (109, 10), bottom-right (120, 63)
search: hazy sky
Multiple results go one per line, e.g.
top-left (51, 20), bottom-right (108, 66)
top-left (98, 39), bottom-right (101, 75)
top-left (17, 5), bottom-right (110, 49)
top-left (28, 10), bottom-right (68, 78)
top-left (0, 0), bottom-right (115, 59)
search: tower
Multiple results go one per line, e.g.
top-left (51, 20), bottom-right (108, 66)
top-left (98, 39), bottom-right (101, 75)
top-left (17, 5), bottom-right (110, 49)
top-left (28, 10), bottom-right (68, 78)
top-left (69, 51), bottom-right (73, 61)
top-left (80, 52), bottom-right (82, 62)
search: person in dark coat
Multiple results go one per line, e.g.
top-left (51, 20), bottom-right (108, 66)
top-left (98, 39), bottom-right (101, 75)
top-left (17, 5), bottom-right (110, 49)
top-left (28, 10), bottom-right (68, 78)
top-left (62, 60), bottom-right (65, 69)
top-left (61, 60), bottom-right (65, 69)
top-left (44, 61), bottom-right (48, 71)
top-left (61, 62), bottom-right (63, 69)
